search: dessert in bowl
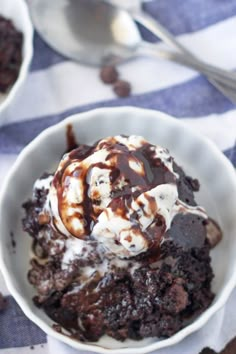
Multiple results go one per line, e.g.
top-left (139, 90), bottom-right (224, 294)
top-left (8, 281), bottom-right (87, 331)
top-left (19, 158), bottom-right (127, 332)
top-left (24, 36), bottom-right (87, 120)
top-left (23, 135), bottom-right (218, 342)
top-left (0, 107), bottom-right (236, 353)
top-left (0, 0), bottom-right (33, 118)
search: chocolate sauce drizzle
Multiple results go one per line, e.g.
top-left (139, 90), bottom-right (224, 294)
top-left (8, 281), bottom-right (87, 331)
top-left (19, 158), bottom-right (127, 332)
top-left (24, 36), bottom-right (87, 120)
top-left (53, 136), bottom-right (176, 241)
top-left (66, 124), bottom-right (78, 152)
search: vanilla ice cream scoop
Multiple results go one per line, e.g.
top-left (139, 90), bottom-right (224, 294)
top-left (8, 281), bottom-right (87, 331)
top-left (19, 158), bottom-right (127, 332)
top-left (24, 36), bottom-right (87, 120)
top-left (92, 183), bottom-right (178, 258)
top-left (47, 135), bottom-right (207, 258)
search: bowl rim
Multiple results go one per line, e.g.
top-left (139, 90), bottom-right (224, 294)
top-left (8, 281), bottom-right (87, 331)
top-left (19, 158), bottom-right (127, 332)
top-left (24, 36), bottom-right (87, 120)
top-left (0, 106), bottom-right (236, 353)
top-left (0, 0), bottom-right (34, 116)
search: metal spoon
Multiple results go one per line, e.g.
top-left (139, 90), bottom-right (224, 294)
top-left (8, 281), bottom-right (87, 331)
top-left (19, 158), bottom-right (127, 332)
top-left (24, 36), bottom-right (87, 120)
top-left (28, 0), bottom-right (236, 100)
top-left (130, 7), bottom-right (236, 102)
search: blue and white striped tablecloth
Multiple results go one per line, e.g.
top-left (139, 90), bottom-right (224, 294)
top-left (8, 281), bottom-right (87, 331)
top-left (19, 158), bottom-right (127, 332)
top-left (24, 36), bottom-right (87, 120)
top-left (0, 1), bottom-right (236, 353)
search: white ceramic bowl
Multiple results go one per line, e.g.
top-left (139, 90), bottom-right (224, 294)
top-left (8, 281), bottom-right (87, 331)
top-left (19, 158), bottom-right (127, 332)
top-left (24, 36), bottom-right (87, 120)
top-left (0, 107), bottom-right (236, 353)
top-left (0, 0), bottom-right (33, 119)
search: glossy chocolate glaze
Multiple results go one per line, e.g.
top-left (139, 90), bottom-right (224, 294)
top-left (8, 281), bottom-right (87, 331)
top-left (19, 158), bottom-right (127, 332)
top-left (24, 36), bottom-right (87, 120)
top-left (53, 137), bottom-right (175, 241)
top-left (66, 124), bottom-right (78, 152)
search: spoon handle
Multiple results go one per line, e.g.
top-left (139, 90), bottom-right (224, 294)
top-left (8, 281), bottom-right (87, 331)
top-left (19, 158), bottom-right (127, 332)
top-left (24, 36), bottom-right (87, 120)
top-left (207, 79), bottom-right (236, 104)
top-left (133, 10), bottom-right (236, 100)
top-left (158, 49), bottom-right (236, 90)
top-left (132, 10), bottom-right (192, 56)
top-left (139, 42), bottom-right (236, 89)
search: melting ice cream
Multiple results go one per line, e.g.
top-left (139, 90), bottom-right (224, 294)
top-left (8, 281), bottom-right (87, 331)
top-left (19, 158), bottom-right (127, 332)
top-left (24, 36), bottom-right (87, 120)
top-left (41, 135), bottom-right (207, 258)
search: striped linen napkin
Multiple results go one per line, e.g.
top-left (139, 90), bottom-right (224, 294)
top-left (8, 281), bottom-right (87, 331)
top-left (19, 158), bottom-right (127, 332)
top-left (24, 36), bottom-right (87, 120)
top-left (0, 1), bottom-right (236, 353)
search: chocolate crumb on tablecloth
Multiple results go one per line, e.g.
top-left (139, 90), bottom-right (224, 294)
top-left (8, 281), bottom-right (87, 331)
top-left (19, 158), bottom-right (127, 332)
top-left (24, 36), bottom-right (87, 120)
top-left (113, 79), bottom-right (131, 97)
top-left (30, 346), bottom-right (34, 350)
top-left (0, 292), bottom-right (7, 311)
top-left (0, 15), bottom-right (23, 93)
top-left (199, 348), bottom-right (217, 354)
top-left (199, 335), bottom-right (236, 354)
top-left (100, 65), bottom-right (118, 84)
top-left (99, 65), bottom-right (132, 97)
top-left (221, 335), bottom-right (236, 354)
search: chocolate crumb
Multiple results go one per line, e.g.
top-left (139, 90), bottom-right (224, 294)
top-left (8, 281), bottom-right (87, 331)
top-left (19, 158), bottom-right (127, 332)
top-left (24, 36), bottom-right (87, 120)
top-left (100, 66), bottom-right (118, 84)
top-left (52, 324), bottom-right (62, 333)
top-left (113, 80), bottom-right (131, 97)
top-left (32, 240), bottom-right (48, 259)
top-left (206, 218), bottom-right (223, 249)
top-left (0, 292), bottom-right (7, 311)
top-left (38, 212), bottom-right (50, 225)
top-left (10, 231), bottom-right (16, 248)
top-left (185, 176), bottom-right (200, 191)
top-left (199, 349), bottom-right (217, 354)
top-left (30, 345), bottom-right (34, 350)
top-left (163, 283), bottom-right (188, 314)
top-left (33, 295), bottom-right (42, 308)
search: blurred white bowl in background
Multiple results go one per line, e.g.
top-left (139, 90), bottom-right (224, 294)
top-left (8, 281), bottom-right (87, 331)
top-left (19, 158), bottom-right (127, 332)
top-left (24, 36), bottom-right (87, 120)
top-left (0, 0), bottom-right (33, 122)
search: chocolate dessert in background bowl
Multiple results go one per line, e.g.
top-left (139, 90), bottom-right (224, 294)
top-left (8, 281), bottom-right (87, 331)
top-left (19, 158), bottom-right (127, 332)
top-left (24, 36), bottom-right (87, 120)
top-left (0, 0), bottom-right (33, 118)
top-left (0, 107), bottom-right (236, 354)
top-left (0, 15), bottom-right (23, 93)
